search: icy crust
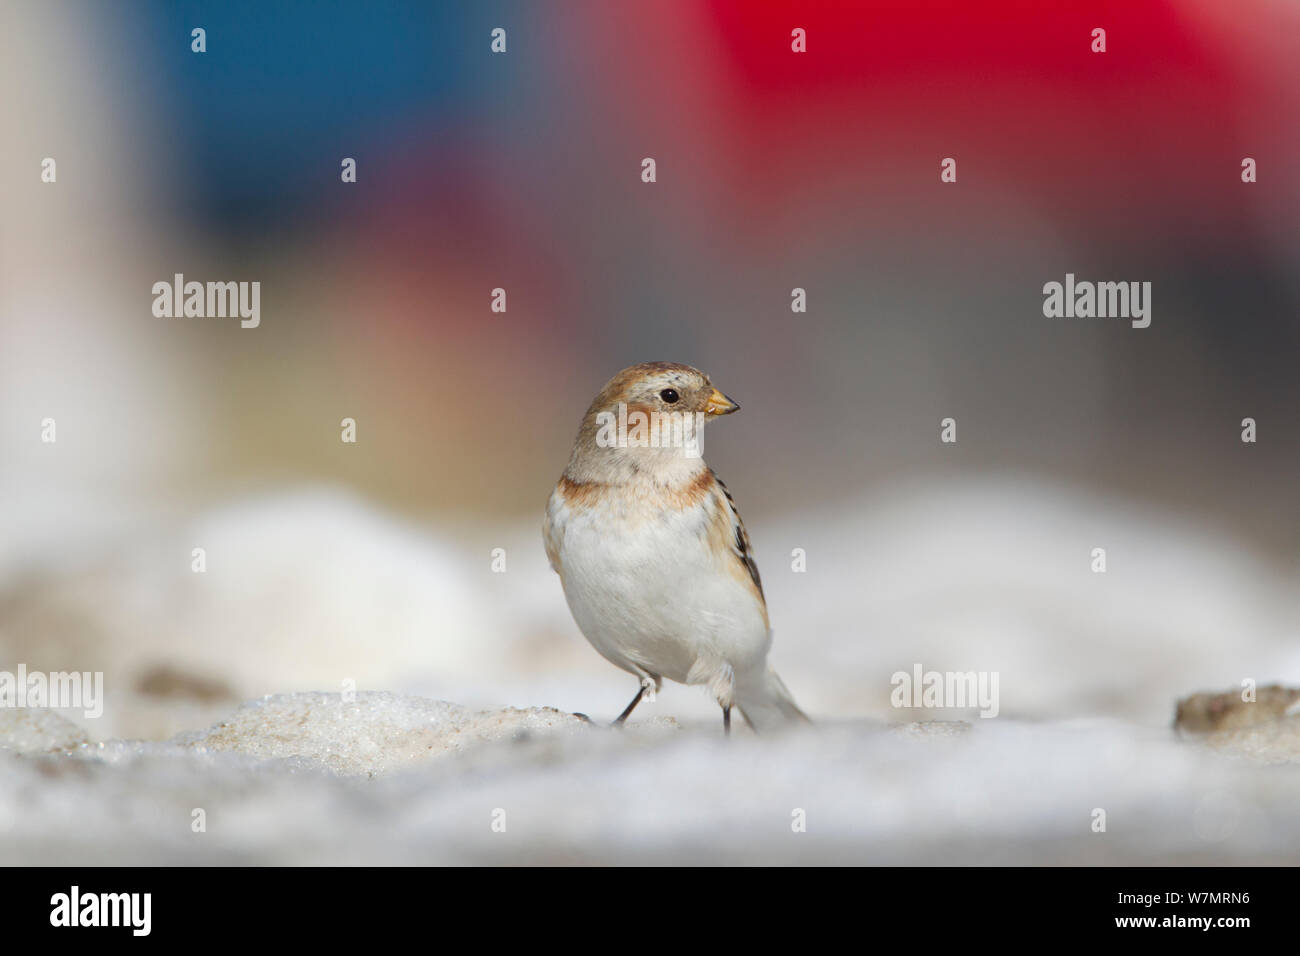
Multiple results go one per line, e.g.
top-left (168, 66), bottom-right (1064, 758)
top-left (0, 708), bottom-right (90, 755)
top-left (181, 692), bottom-right (591, 775)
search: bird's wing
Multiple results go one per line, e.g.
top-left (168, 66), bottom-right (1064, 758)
top-left (710, 469), bottom-right (765, 606)
top-left (543, 487), bottom-right (564, 574)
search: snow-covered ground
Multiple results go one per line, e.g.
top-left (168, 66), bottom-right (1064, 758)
top-left (1, 479), bottom-right (1298, 864)
top-left (3, 692), bottom-right (1299, 865)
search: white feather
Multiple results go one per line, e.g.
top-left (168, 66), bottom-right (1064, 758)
top-left (546, 483), bottom-right (771, 704)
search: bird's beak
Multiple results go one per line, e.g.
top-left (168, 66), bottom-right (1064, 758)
top-left (704, 388), bottom-right (740, 416)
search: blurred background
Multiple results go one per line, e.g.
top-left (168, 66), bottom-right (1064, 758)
top-left (2, 0), bottom-right (1298, 741)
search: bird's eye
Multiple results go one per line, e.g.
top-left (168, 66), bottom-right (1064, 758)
top-left (659, 388), bottom-right (679, 404)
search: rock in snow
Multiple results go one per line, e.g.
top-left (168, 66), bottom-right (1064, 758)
top-left (1175, 684), bottom-right (1300, 766)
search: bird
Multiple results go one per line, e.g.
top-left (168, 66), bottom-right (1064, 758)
top-left (543, 361), bottom-right (808, 734)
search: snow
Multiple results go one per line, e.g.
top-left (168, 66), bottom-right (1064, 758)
top-left (2, 479), bottom-right (1299, 864)
top-left (2, 691), bottom-right (1299, 865)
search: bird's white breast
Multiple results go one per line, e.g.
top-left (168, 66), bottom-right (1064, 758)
top-left (545, 482), bottom-right (771, 689)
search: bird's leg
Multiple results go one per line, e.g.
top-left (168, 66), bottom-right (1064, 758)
top-left (612, 689), bottom-right (642, 725)
top-left (723, 705), bottom-right (731, 737)
top-left (613, 678), bottom-right (655, 726)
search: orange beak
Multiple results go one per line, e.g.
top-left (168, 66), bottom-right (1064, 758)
top-left (704, 388), bottom-right (740, 416)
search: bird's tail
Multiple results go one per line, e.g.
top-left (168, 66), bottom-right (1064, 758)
top-left (735, 668), bottom-right (810, 734)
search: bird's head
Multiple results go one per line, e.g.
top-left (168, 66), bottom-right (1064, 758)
top-left (586, 361), bottom-right (738, 421)
top-left (568, 362), bottom-right (740, 481)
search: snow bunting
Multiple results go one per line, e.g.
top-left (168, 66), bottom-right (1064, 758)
top-left (544, 362), bottom-right (808, 733)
